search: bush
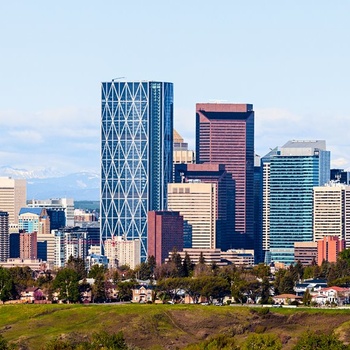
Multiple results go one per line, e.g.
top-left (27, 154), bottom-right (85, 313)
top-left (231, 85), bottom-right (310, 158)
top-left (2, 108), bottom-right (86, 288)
top-left (293, 331), bottom-right (348, 350)
top-left (241, 333), bottom-right (282, 350)
top-left (250, 307), bottom-right (270, 316)
top-left (0, 335), bottom-right (11, 350)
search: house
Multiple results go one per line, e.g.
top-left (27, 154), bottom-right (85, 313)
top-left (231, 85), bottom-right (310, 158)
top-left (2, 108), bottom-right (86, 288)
top-left (312, 286), bottom-right (350, 306)
top-left (294, 279), bottom-right (327, 297)
top-left (273, 294), bottom-right (302, 305)
top-left (20, 287), bottom-right (46, 303)
top-left (132, 285), bottom-right (154, 303)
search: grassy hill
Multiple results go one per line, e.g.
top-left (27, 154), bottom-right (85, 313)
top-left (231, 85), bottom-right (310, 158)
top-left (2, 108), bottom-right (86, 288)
top-left (2, 304), bottom-right (350, 349)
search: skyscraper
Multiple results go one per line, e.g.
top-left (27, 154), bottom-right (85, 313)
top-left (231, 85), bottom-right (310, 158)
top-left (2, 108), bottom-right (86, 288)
top-left (313, 182), bottom-right (350, 247)
top-left (0, 211), bottom-right (9, 262)
top-left (148, 210), bottom-right (184, 265)
top-left (196, 103), bottom-right (254, 249)
top-left (174, 163), bottom-right (234, 250)
top-left (168, 182), bottom-right (217, 249)
top-left (0, 177), bottom-right (26, 225)
top-left (267, 140), bottom-right (330, 265)
top-left (101, 81), bottom-right (173, 261)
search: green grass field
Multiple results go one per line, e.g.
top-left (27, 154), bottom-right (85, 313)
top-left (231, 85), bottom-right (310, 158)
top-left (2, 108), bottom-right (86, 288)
top-left (1, 304), bottom-right (350, 349)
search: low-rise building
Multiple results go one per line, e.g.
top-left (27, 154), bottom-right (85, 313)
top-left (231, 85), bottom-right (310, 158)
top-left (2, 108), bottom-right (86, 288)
top-left (312, 286), bottom-right (350, 305)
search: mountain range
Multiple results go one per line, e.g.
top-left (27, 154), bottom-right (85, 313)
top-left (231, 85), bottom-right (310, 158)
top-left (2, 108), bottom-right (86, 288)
top-left (0, 167), bottom-right (100, 200)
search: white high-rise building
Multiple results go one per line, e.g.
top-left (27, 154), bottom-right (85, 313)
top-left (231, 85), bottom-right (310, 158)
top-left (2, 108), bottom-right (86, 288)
top-left (168, 182), bottom-right (217, 249)
top-left (104, 236), bottom-right (140, 270)
top-left (0, 177), bottom-right (26, 225)
top-left (313, 182), bottom-right (350, 247)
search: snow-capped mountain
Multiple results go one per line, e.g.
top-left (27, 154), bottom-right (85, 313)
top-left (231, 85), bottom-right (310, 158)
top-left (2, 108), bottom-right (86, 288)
top-left (0, 166), bottom-right (64, 179)
top-left (0, 167), bottom-right (100, 200)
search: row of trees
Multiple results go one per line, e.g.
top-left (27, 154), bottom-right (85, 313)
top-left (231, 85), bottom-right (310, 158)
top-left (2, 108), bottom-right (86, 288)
top-left (3, 249), bottom-right (350, 304)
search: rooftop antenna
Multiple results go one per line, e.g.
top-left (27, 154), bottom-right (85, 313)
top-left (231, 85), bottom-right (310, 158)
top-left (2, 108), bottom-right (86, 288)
top-left (112, 77), bottom-right (125, 82)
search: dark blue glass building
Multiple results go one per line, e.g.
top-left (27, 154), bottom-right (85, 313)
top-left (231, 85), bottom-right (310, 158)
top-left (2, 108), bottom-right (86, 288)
top-left (101, 81), bottom-right (173, 261)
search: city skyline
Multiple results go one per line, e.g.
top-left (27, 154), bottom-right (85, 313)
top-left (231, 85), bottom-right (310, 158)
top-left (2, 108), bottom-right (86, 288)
top-left (0, 2), bottom-right (349, 175)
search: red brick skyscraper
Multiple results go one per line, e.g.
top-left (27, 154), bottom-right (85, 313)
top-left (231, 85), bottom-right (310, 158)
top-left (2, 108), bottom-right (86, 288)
top-left (196, 103), bottom-right (254, 250)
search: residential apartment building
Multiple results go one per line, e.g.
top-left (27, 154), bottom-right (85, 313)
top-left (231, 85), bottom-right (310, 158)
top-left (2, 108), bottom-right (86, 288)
top-left (104, 236), bottom-right (140, 269)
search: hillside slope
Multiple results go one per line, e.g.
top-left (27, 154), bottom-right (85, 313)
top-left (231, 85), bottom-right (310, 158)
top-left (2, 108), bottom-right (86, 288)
top-left (1, 304), bottom-right (350, 349)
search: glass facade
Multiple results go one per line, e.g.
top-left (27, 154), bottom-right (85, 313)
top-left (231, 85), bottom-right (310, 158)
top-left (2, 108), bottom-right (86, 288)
top-left (268, 146), bottom-right (330, 265)
top-left (101, 81), bottom-right (173, 261)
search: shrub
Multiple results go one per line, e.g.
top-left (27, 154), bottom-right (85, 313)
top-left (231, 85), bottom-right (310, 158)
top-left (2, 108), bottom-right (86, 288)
top-left (293, 331), bottom-right (348, 350)
top-left (242, 333), bottom-right (282, 350)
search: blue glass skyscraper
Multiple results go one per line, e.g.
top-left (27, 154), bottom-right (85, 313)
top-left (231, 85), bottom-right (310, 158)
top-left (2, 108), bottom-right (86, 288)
top-left (101, 81), bottom-right (173, 261)
top-left (267, 140), bottom-right (330, 265)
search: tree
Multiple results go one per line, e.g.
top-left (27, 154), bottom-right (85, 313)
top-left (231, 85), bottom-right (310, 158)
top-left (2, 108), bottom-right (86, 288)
top-left (53, 268), bottom-right (80, 303)
top-left (253, 263), bottom-right (270, 279)
top-left (116, 281), bottom-right (136, 301)
top-left (8, 266), bottom-right (34, 298)
top-left (88, 264), bottom-right (106, 279)
top-left (66, 256), bottom-right (86, 280)
top-left (302, 288), bottom-right (312, 306)
top-left (260, 276), bottom-right (271, 304)
top-left (0, 268), bottom-right (13, 302)
top-left (91, 273), bottom-right (106, 303)
top-left (182, 252), bottom-right (194, 277)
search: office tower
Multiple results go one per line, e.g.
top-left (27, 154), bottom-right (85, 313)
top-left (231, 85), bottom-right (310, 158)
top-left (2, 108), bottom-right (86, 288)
top-left (0, 177), bottom-right (26, 225)
top-left (294, 242), bottom-right (318, 266)
top-left (261, 147), bottom-right (279, 263)
top-left (104, 236), bottom-right (141, 269)
top-left (196, 103), bottom-right (254, 249)
top-left (148, 210), bottom-right (184, 265)
top-left (313, 183), bottom-right (350, 244)
top-left (330, 169), bottom-right (350, 185)
top-left (268, 140), bottom-right (330, 265)
top-left (27, 198), bottom-right (74, 227)
top-left (173, 129), bottom-right (195, 165)
top-left (174, 163), bottom-right (234, 250)
top-left (18, 208), bottom-right (50, 235)
top-left (9, 232), bottom-right (20, 258)
top-left (0, 212), bottom-right (9, 262)
top-left (37, 232), bottom-right (55, 263)
top-left (317, 236), bottom-right (344, 265)
top-left (101, 81), bottom-right (173, 261)
top-left (254, 154), bottom-right (263, 263)
top-left (20, 231), bottom-right (37, 259)
top-left (168, 182), bottom-right (217, 249)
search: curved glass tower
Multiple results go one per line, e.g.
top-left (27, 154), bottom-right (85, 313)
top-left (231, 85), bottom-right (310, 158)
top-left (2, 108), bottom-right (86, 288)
top-left (101, 81), bottom-right (173, 261)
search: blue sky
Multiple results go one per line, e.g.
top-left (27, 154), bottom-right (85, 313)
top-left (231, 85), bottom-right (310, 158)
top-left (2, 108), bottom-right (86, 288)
top-left (0, 1), bottom-right (349, 173)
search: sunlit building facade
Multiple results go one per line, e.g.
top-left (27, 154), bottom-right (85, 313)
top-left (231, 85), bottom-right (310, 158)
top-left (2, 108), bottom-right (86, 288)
top-left (196, 103), bottom-right (254, 250)
top-left (101, 81), bottom-right (173, 261)
top-left (268, 140), bottom-right (330, 265)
